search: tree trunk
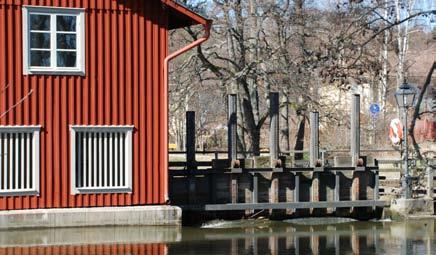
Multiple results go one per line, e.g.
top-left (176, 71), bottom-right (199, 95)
top-left (394, 0), bottom-right (414, 87)
top-left (379, 0), bottom-right (389, 112)
top-left (294, 0), bottom-right (305, 54)
top-left (294, 114), bottom-right (306, 160)
top-left (176, 117), bottom-right (185, 151)
top-left (281, 93), bottom-right (291, 152)
top-left (242, 97), bottom-right (261, 155)
top-left (249, 128), bottom-right (261, 156)
top-left (409, 62), bottom-right (435, 161)
top-left (237, 94), bottom-right (247, 155)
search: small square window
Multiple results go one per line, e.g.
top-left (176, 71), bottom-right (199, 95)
top-left (23, 6), bottom-right (85, 75)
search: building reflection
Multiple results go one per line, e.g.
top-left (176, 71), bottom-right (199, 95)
top-left (0, 243), bottom-right (167, 255)
top-left (0, 226), bottom-right (175, 255)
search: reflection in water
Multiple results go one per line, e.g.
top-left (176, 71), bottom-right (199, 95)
top-left (0, 244), bottom-right (166, 255)
top-left (0, 226), bottom-right (181, 247)
top-left (0, 219), bottom-right (435, 255)
top-left (169, 222), bottom-right (381, 254)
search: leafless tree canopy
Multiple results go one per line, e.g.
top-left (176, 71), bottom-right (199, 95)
top-left (168, 0), bottom-right (435, 155)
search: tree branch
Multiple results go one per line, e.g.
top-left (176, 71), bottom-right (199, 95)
top-left (0, 89), bottom-right (34, 118)
top-left (361, 10), bottom-right (435, 48)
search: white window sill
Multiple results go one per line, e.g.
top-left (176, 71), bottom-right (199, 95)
top-left (24, 69), bottom-right (86, 76)
top-left (72, 187), bottom-right (133, 195)
top-left (0, 190), bottom-right (39, 197)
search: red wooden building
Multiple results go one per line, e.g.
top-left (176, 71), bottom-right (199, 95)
top-left (0, 0), bottom-right (211, 210)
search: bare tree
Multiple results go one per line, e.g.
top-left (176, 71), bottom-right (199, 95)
top-left (169, 0), bottom-right (435, 153)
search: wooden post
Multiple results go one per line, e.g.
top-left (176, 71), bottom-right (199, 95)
top-left (310, 112), bottom-right (319, 168)
top-left (269, 92), bottom-right (280, 213)
top-left (351, 94), bottom-right (360, 166)
top-left (186, 111), bottom-right (196, 169)
top-left (371, 170), bottom-right (380, 210)
top-left (231, 177), bottom-right (238, 204)
top-left (294, 174), bottom-right (300, 203)
top-left (210, 174), bottom-right (216, 204)
top-left (351, 174), bottom-right (359, 202)
top-left (253, 174), bottom-right (258, 203)
top-left (186, 111), bottom-right (196, 204)
top-left (350, 94), bottom-right (361, 214)
top-left (228, 94), bottom-right (238, 166)
top-left (427, 166), bottom-right (434, 199)
top-left (270, 176), bottom-right (279, 204)
top-left (310, 112), bottom-right (320, 214)
top-left (269, 92), bottom-right (280, 168)
top-left (228, 94), bottom-right (239, 203)
top-left (334, 172), bottom-right (340, 212)
top-left (374, 171), bottom-right (379, 200)
top-left (311, 172), bottom-right (320, 215)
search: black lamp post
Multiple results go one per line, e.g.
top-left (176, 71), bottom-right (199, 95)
top-left (394, 83), bottom-right (417, 199)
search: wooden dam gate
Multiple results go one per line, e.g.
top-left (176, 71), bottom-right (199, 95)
top-left (169, 93), bottom-right (389, 220)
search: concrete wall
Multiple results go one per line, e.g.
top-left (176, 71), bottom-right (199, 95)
top-left (0, 206), bottom-right (181, 230)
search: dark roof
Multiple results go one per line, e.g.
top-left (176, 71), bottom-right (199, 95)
top-left (162, 0), bottom-right (212, 29)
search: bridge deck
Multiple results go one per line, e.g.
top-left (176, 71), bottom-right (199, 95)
top-left (181, 200), bottom-right (389, 211)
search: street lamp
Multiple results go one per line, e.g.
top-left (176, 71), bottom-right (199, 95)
top-left (394, 82), bottom-right (417, 199)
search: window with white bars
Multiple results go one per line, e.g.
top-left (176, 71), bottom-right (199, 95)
top-left (0, 126), bottom-right (40, 196)
top-left (70, 126), bottom-right (133, 194)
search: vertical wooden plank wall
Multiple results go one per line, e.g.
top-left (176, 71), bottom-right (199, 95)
top-left (0, 0), bottom-right (169, 210)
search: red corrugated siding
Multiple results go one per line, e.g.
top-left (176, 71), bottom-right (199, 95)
top-left (0, 0), bottom-right (168, 210)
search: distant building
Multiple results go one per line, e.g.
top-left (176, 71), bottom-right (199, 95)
top-left (415, 85), bottom-right (436, 142)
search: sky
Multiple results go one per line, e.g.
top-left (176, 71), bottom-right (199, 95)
top-left (184, 0), bottom-right (435, 30)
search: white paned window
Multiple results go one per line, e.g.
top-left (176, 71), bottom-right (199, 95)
top-left (22, 6), bottom-right (85, 75)
top-left (70, 126), bottom-right (133, 194)
top-left (0, 126), bottom-right (41, 196)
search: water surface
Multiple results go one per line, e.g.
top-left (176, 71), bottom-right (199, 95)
top-left (0, 218), bottom-right (435, 254)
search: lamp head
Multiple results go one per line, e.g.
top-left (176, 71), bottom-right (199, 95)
top-left (395, 83), bottom-right (417, 109)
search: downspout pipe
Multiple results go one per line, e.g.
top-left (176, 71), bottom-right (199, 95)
top-left (163, 21), bottom-right (212, 202)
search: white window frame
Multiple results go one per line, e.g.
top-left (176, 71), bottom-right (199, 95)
top-left (70, 125), bottom-right (134, 195)
top-left (22, 6), bottom-right (85, 75)
top-left (0, 126), bottom-right (41, 196)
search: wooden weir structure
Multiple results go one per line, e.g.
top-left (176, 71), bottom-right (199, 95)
top-left (169, 93), bottom-right (389, 220)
